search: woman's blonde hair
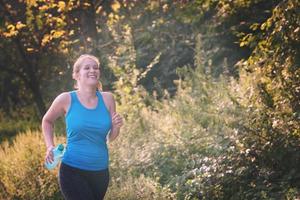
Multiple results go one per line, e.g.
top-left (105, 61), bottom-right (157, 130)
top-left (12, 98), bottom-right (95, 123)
top-left (72, 54), bottom-right (103, 91)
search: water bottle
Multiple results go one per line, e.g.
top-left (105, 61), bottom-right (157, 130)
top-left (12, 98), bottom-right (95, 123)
top-left (45, 144), bottom-right (65, 170)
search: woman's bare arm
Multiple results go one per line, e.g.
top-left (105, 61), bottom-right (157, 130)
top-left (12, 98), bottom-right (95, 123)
top-left (104, 92), bottom-right (123, 143)
top-left (42, 92), bottom-right (69, 162)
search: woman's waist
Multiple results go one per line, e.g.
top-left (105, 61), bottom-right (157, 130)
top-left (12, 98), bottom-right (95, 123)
top-left (65, 142), bottom-right (107, 156)
top-left (61, 152), bottom-right (109, 171)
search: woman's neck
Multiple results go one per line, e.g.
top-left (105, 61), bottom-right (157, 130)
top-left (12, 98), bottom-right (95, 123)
top-left (77, 87), bottom-right (97, 100)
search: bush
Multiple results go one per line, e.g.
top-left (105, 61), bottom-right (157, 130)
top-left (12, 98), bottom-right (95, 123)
top-left (106, 175), bottom-right (175, 200)
top-left (0, 130), bottom-right (63, 200)
top-left (0, 130), bottom-right (174, 200)
top-left (0, 119), bottom-right (39, 143)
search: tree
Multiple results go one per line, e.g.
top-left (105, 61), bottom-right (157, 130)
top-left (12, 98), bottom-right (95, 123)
top-left (0, 0), bottom-right (75, 117)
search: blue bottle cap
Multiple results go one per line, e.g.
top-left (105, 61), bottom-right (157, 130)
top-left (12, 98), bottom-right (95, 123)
top-left (57, 144), bottom-right (64, 151)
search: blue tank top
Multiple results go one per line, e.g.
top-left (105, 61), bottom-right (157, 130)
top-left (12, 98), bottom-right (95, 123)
top-left (62, 91), bottom-right (112, 171)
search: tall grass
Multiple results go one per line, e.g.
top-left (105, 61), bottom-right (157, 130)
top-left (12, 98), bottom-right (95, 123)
top-left (0, 130), bottom-right (63, 200)
top-left (0, 129), bottom-right (175, 199)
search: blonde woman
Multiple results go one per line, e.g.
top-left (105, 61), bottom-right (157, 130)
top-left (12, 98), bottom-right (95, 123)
top-left (42, 54), bottom-right (123, 200)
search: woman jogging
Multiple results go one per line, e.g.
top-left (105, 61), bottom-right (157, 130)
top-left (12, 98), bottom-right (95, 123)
top-left (42, 54), bottom-right (123, 200)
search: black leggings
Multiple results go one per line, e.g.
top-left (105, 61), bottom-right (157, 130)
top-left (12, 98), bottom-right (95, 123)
top-left (58, 162), bottom-right (109, 200)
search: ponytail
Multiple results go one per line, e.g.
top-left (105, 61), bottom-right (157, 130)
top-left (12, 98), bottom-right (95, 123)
top-left (97, 81), bottom-right (103, 91)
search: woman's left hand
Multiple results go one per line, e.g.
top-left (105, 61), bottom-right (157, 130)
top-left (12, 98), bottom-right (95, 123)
top-left (112, 112), bottom-right (123, 129)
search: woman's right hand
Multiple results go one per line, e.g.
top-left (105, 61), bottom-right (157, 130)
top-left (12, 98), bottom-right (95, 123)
top-left (45, 146), bottom-right (55, 164)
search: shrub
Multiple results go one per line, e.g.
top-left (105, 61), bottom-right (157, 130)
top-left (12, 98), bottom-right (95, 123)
top-left (0, 130), bottom-right (63, 200)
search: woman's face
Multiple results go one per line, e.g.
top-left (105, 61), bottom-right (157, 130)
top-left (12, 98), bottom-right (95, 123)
top-left (76, 58), bottom-right (100, 87)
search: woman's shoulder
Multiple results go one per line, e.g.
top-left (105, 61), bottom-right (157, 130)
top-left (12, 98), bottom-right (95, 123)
top-left (100, 91), bottom-right (115, 110)
top-left (100, 91), bottom-right (114, 99)
top-left (57, 91), bottom-right (72, 99)
top-left (53, 91), bottom-right (72, 105)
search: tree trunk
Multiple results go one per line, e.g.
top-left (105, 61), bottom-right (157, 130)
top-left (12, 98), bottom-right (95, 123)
top-left (15, 39), bottom-right (46, 118)
top-left (26, 72), bottom-right (46, 117)
top-left (78, 0), bottom-right (99, 51)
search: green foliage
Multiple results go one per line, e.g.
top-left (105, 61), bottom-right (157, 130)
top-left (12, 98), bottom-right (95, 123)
top-left (0, 0), bottom-right (299, 199)
top-left (0, 107), bottom-right (39, 143)
top-left (0, 130), bottom-right (173, 200)
top-left (0, 130), bottom-right (64, 200)
top-left (0, 119), bottom-right (38, 143)
top-left (108, 33), bottom-right (245, 199)
top-left (106, 17), bottom-right (161, 122)
top-left (0, 0), bottom-right (78, 117)
top-left (106, 175), bottom-right (175, 200)
top-left (223, 0), bottom-right (300, 199)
